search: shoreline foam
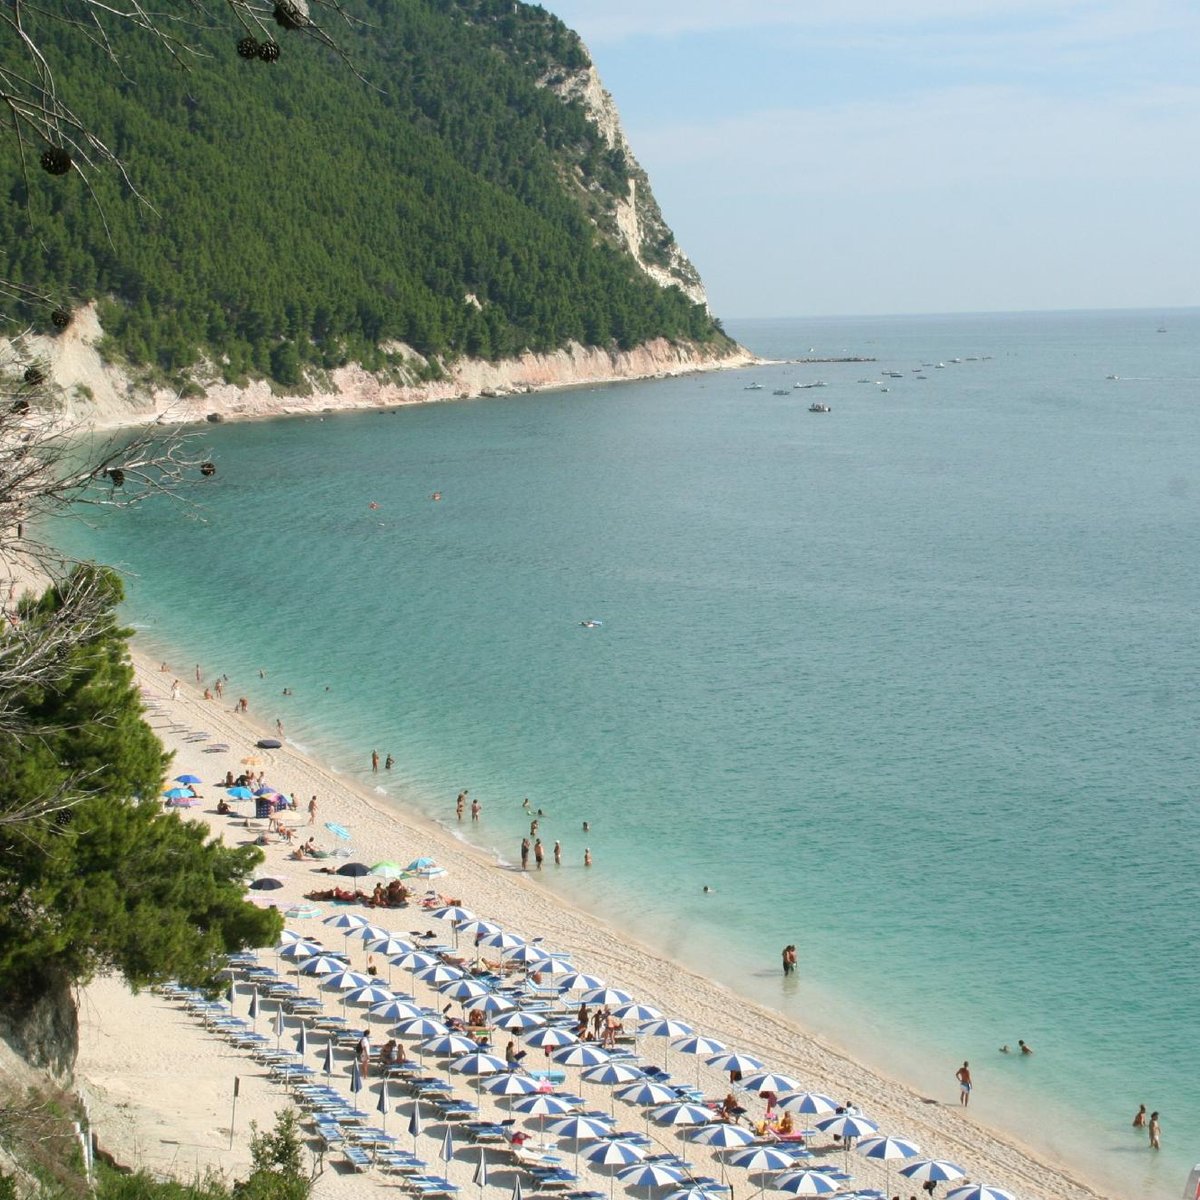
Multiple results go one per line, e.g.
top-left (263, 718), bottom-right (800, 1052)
top-left (67, 642), bottom-right (1119, 1200)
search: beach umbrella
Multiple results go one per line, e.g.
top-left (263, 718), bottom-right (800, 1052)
top-left (321, 969), bottom-right (372, 991)
top-left (706, 1051), bottom-right (764, 1076)
top-left (772, 1170), bottom-right (840, 1196)
top-left (671, 1035), bottom-right (727, 1058)
top-left (456, 919), bottom-right (502, 938)
top-left (506, 943), bottom-right (553, 967)
top-left (813, 1113), bottom-right (878, 1141)
top-left (416, 963), bottom-right (464, 986)
top-left (347, 923), bottom-right (390, 942)
top-left (742, 1072), bottom-right (803, 1095)
top-left (248, 988), bottom-right (259, 1020)
top-left (370, 936), bottom-right (415, 957)
top-left (944, 1188), bottom-right (1017, 1200)
top-left (857, 1134), bottom-right (922, 1196)
top-left (393, 950), bottom-right (438, 971)
top-left (612, 1002), bottom-right (662, 1023)
top-left (395, 1016), bottom-right (450, 1039)
top-left (513, 1093), bottom-right (575, 1117)
top-left (524, 1026), bottom-right (578, 1050)
top-left (345, 984), bottom-right (397, 1006)
top-left (616, 1163), bottom-right (685, 1189)
top-left (432, 904), bottom-right (475, 923)
top-left (777, 1092), bottom-right (837, 1116)
top-left (420, 1034), bottom-right (477, 1057)
top-left (370, 999), bottom-right (424, 1023)
top-left (581, 1062), bottom-right (644, 1087)
top-left (324, 911), bottom-right (369, 932)
top-left (377, 1078), bottom-right (392, 1129)
top-left (273, 1007), bottom-right (286, 1044)
top-left (439, 978), bottom-right (490, 1003)
top-left (665, 1189), bottom-right (719, 1200)
top-left (556, 972), bottom-right (605, 993)
top-left (898, 1159), bottom-right (967, 1186)
top-left (277, 929), bottom-right (306, 945)
top-left (532, 955), bottom-right (575, 977)
top-left (552, 1043), bottom-right (610, 1068)
top-left (581, 1138), bottom-right (645, 1166)
top-left (349, 1061), bottom-right (363, 1112)
top-left (548, 1115), bottom-right (613, 1141)
top-left (688, 1124), bottom-right (755, 1149)
top-left (725, 1146), bottom-right (798, 1172)
top-left (322, 1039), bottom-right (334, 1078)
top-left (495, 1009), bottom-right (547, 1032)
top-left (639, 1018), bottom-right (693, 1040)
top-left (652, 1102), bottom-right (713, 1127)
top-left (335, 861), bottom-right (371, 878)
top-left (581, 987), bottom-right (632, 1007)
top-left (473, 1146), bottom-right (489, 1192)
top-left (479, 931), bottom-right (526, 953)
top-left (510, 1175), bottom-right (523, 1200)
top-left (324, 821), bottom-right (352, 841)
top-left (227, 786), bottom-right (254, 800)
top-left (441, 1124), bottom-right (455, 1165)
top-left (174, 774), bottom-right (202, 784)
top-left (279, 940), bottom-right (323, 960)
top-left (450, 1051), bottom-right (508, 1077)
top-left (615, 1081), bottom-right (677, 1108)
top-left (408, 1100), bottom-right (423, 1150)
top-left (482, 1073), bottom-right (542, 1097)
top-left (465, 993), bottom-right (516, 1017)
top-left (253, 786), bottom-right (277, 797)
top-left (164, 787), bottom-right (194, 800)
top-left (284, 903), bottom-right (322, 920)
top-left (296, 1023), bottom-right (308, 1056)
top-left (370, 860), bottom-right (407, 879)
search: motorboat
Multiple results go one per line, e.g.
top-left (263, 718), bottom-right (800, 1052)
top-left (744, 382), bottom-right (764, 390)
top-left (808, 402), bottom-right (831, 413)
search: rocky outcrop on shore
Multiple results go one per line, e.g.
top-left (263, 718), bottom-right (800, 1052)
top-left (17, 305), bottom-right (756, 432)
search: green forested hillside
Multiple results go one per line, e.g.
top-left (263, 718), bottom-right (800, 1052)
top-left (0, 0), bottom-right (724, 384)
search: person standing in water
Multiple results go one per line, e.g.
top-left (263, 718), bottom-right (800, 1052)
top-left (371, 749), bottom-right (379, 772)
top-left (955, 1062), bottom-right (972, 1107)
top-left (520, 838), bottom-right (530, 870)
top-left (583, 847), bottom-right (592, 867)
top-left (534, 838), bottom-right (544, 869)
top-left (1148, 1111), bottom-right (1161, 1149)
top-left (456, 791), bottom-right (467, 820)
top-left (553, 840), bottom-right (562, 866)
top-left (1132, 1104), bottom-right (1147, 1128)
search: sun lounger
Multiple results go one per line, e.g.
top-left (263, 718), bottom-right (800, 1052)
top-left (405, 1175), bottom-right (460, 1197)
top-left (342, 1145), bottom-right (372, 1172)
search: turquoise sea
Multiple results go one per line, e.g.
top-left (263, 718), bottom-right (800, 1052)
top-left (58, 309), bottom-right (1200, 1198)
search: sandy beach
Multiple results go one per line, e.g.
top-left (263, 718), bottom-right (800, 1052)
top-left (65, 649), bottom-right (1119, 1200)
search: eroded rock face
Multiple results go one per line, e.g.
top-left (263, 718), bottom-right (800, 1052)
top-left (0, 972), bottom-right (78, 1079)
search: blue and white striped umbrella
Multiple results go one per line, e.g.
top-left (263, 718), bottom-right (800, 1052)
top-left (665, 1189), bottom-right (719, 1200)
top-left (432, 905), bottom-right (475, 923)
top-left (455, 919), bottom-right (502, 938)
top-left (449, 1051), bottom-right (508, 1076)
top-left (512, 1093), bottom-right (575, 1118)
top-left (687, 1124), bottom-right (755, 1149)
top-left (415, 963), bottom-right (464, 986)
top-left (556, 972), bottom-right (606, 993)
top-left (494, 1009), bottom-right (547, 1032)
top-left (616, 1163), bottom-right (685, 1188)
top-left (320, 969), bottom-right (372, 991)
top-left (506, 943), bottom-right (554, 966)
top-left (482, 1073), bottom-right (543, 1097)
top-left (580, 1139), bottom-right (645, 1167)
top-left (580, 986), bottom-right (633, 1007)
top-left (773, 1170), bottom-right (841, 1196)
top-left (670, 1035), bottom-right (727, 1058)
top-left (393, 1016), bottom-right (450, 1038)
top-left (533, 956), bottom-right (575, 976)
top-left (858, 1135), bottom-right (921, 1162)
top-left (777, 1091), bottom-right (837, 1115)
top-left (347, 923), bottom-right (390, 942)
top-left (277, 929), bottom-right (307, 945)
top-left (279, 940), bottom-right (323, 960)
top-left (652, 1102), bottom-right (713, 1127)
top-left (639, 1018), bottom-right (694, 1039)
top-left (705, 1051), bottom-right (764, 1075)
top-left (344, 984), bottom-right (397, 1006)
top-left (547, 1115), bottom-right (613, 1141)
top-left (725, 1146), bottom-right (799, 1172)
top-left (439, 978), bottom-right (490, 1002)
top-left (898, 1159), bottom-right (967, 1185)
top-left (552, 1043), bottom-right (611, 1068)
top-left (465, 993), bottom-right (516, 1016)
top-left (323, 912), bottom-right (370, 931)
top-left (298, 955), bottom-right (344, 975)
top-left (370, 936), bottom-right (415, 957)
top-left (612, 1002), bottom-right (662, 1023)
top-left (420, 1033), bottom-right (478, 1056)
top-left (369, 999), bottom-right (424, 1022)
top-left (479, 931), bottom-right (527, 952)
top-left (814, 1114), bottom-right (878, 1140)
top-left (615, 1081), bottom-right (677, 1107)
top-left (524, 1027), bottom-right (579, 1050)
top-left (944, 1187), bottom-right (1017, 1200)
top-left (582, 1062), bottom-right (645, 1087)
top-left (393, 950), bottom-right (439, 970)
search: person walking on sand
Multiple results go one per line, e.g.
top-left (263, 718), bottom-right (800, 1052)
top-left (520, 837), bottom-right (530, 870)
top-left (276, 718), bottom-right (284, 738)
top-left (308, 795), bottom-right (318, 825)
top-left (371, 749), bottom-right (379, 772)
top-left (534, 838), bottom-right (544, 869)
top-left (553, 840), bottom-right (562, 866)
top-left (170, 679), bottom-right (180, 701)
top-left (955, 1062), bottom-right (972, 1106)
top-left (214, 678), bottom-right (224, 699)
top-left (1148, 1111), bottom-right (1161, 1149)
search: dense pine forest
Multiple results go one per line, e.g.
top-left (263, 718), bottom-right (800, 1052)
top-left (0, 0), bottom-right (726, 386)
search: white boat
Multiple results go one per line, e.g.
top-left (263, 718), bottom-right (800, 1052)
top-left (744, 382), bottom-right (764, 390)
top-left (808, 402), bottom-right (831, 413)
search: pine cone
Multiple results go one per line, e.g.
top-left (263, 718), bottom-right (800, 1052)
top-left (237, 35), bottom-right (260, 59)
top-left (51, 309), bottom-right (72, 329)
top-left (40, 147), bottom-right (72, 175)
top-left (200, 461), bottom-right (217, 477)
top-left (258, 40), bottom-right (281, 62)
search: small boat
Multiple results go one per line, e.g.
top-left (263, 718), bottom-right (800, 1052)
top-left (744, 382), bottom-right (764, 391)
top-left (1106, 374), bottom-right (1119, 380)
top-left (794, 381), bottom-right (827, 389)
top-left (773, 388), bottom-right (791, 396)
top-left (808, 402), bottom-right (831, 413)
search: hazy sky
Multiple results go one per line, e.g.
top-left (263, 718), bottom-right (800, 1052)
top-left (545, 1), bottom-right (1200, 319)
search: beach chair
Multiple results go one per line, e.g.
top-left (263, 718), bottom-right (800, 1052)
top-left (341, 1145), bottom-right (372, 1172)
